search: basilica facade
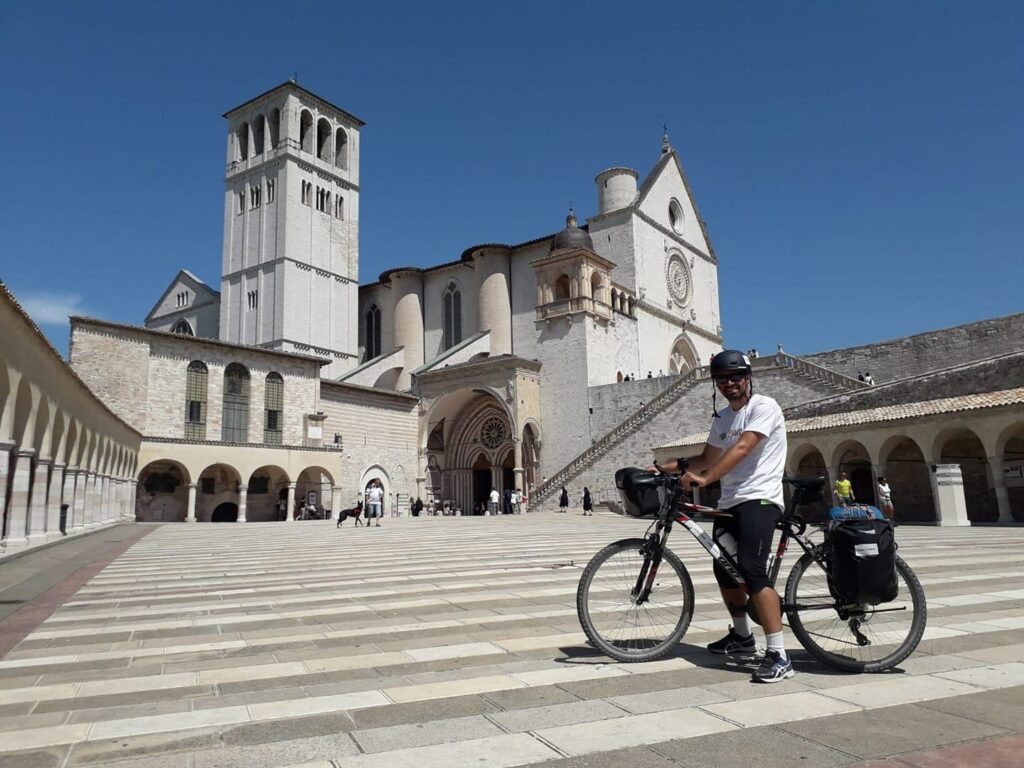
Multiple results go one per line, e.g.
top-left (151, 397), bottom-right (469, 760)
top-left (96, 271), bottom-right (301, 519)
top-left (118, 80), bottom-right (724, 517)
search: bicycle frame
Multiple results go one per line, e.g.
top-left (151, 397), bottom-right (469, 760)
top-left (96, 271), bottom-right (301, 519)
top-left (634, 485), bottom-right (834, 614)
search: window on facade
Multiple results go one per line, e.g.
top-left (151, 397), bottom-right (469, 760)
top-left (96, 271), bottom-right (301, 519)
top-left (172, 319), bottom-right (194, 336)
top-left (237, 190), bottom-right (245, 214)
top-left (175, 291), bottom-right (189, 309)
top-left (555, 274), bottom-right (571, 301)
top-left (221, 363), bottom-right (250, 442)
top-left (184, 361), bottom-right (208, 440)
top-left (267, 179), bottom-right (275, 203)
top-left (268, 108), bottom-right (281, 149)
top-left (250, 185), bottom-right (261, 209)
top-left (299, 110), bottom-right (313, 153)
top-left (317, 118), bottom-right (332, 162)
top-left (301, 180), bottom-right (312, 206)
top-left (252, 115), bottom-right (265, 156)
top-left (237, 122), bottom-right (249, 160)
top-left (264, 372), bottom-right (284, 444)
top-left (442, 282), bottom-right (462, 351)
top-left (335, 127), bottom-right (348, 170)
top-left (364, 304), bottom-right (381, 361)
top-left (315, 186), bottom-right (330, 213)
top-left (247, 290), bottom-right (258, 311)
top-left (335, 195), bottom-right (344, 219)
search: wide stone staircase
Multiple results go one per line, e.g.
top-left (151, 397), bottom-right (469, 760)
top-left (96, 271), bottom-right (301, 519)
top-left (531, 353), bottom-right (865, 511)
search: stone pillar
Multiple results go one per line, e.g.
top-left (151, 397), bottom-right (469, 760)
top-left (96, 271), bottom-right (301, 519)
top-left (286, 483), bottom-right (296, 521)
top-left (27, 457), bottom-right (50, 545)
top-left (72, 470), bottom-right (86, 533)
top-left (128, 479), bottom-right (138, 521)
top-left (0, 440), bottom-right (13, 525)
top-left (237, 485), bottom-right (248, 523)
top-left (330, 486), bottom-right (343, 518)
top-left (186, 483), bottom-right (198, 523)
top-left (987, 456), bottom-right (1014, 523)
top-left (3, 449), bottom-right (35, 551)
top-left (930, 464), bottom-right (971, 527)
top-left (513, 440), bottom-right (525, 498)
top-left (83, 471), bottom-right (97, 529)
top-left (46, 463), bottom-right (65, 540)
top-left (62, 468), bottom-right (78, 532)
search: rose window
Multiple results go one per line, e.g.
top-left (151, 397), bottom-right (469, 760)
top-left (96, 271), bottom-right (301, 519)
top-left (666, 254), bottom-right (692, 306)
top-left (480, 417), bottom-right (507, 450)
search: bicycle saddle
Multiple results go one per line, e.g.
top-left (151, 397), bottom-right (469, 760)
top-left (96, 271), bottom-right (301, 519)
top-left (783, 476), bottom-right (826, 491)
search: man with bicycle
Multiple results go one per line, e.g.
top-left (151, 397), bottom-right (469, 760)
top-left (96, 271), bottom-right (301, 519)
top-left (655, 350), bottom-right (792, 682)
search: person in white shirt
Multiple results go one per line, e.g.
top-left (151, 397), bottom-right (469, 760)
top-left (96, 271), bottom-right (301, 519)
top-left (877, 476), bottom-right (894, 517)
top-left (655, 350), bottom-right (792, 684)
top-left (488, 488), bottom-right (500, 515)
top-left (365, 483), bottom-right (384, 527)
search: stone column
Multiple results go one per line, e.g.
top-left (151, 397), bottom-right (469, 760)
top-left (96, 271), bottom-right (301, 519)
top-left (102, 475), bottom-right (113, 524)
top-left (3, 449), bottom-right (35, 551)
top-left (62, 468), bottom-right (78, 533)
top-left (0, 440), bottom-right (14, 525)
top-left (987, 456), bottom-right (1014, 523)
top-left (237, 485), bottom-right (248, 523)
top-left (286, 483), bottom-right (296, 521)
top-left (46, 463), bottom-right (65, 540)
top-left (82, 471), bottom-right (97, 528)
top-left (929, 464), bottom-right (971, 526)
top-left (513, 440), bottom-right (525, 500)
top-left (27, 457), bottom-right (50, 545)
top-left (128, 479), bottom-right (138, 521)
top-left (72, 470), bottom-right (86, 533)
top-left (330, 486), bottom-right (343, 518)
top-left (186, 483), bottom-right (198, 523)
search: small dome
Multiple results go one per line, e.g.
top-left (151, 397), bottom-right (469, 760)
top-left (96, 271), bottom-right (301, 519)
top-left (550, 209), bottom-right (594, 252)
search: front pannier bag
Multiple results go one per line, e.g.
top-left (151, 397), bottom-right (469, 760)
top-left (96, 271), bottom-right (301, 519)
top-left (826, 518), bottom-right (899, 606)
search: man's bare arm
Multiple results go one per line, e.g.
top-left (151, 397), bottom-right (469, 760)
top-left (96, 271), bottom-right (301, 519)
top-left (652, 444), bottom-right (724, 476)
top-left (682, 432), bottom-right (764, 487)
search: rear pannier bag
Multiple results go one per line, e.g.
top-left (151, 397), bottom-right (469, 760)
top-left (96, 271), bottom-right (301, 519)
top-left (826, 518), bottom-right (898, 606)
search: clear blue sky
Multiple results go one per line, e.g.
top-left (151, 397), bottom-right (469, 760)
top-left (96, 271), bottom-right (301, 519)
top-left (2, 2), bottom-right (1022, 358)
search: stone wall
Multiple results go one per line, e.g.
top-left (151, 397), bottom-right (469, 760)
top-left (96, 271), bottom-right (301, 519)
top-left (69, 325), bottom-right (153, 432)
top-left (318, 381), bottom-right (418, 506)
top-left (803, 312), bottom-right (1024, 384)
top-left (588, 375), bottom-right (678, 438)
top-left (787, 351), bottom-right (1024, 420)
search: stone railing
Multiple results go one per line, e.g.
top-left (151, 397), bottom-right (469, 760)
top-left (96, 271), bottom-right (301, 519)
top-left (536, 296), bottom-right (613, 322)
top-left (776, 352), bottom-right (867, 391)
top-left (532, 365), bottom-right (710, 505)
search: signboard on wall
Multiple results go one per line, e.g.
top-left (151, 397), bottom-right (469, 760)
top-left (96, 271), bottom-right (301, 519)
top-left (1003, 461), bottom-right (1024, 488)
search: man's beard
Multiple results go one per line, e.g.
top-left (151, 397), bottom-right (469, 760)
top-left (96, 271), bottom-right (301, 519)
top-left (723, 384), bottom-right (749, 402)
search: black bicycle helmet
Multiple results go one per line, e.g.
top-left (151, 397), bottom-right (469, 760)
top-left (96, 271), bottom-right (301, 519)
top-left (615, 467), bottom-right (663, 518)
top-left (710, 349), bottom-right (752, 376)
top-left (709, 349), bottom-right (752, 417)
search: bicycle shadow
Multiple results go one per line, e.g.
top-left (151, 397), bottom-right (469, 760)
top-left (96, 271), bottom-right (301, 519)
top-left (550, 641), bottom-right (909, 677)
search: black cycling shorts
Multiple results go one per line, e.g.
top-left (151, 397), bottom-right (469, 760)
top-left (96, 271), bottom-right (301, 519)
top-left (712, 499), bottom-right (782, 593)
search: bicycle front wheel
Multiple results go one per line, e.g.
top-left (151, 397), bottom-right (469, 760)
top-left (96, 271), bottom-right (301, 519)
top-left (577, 538), bottom-right (694, 662)
top-left (785, 552), bottom-right (927, 672)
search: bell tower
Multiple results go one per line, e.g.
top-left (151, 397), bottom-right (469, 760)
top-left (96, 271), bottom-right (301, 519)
top-left (219, 81), bottom-right (364, 377)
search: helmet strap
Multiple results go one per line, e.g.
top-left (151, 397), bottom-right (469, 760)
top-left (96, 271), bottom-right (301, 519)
top-left (711, 381), bottom-right (719, 418)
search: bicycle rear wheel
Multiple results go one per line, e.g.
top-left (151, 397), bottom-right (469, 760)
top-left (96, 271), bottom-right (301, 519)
top-left (785, 551), bottom-right (927, 672)
top-left (577, 538), bottom-right (694, 662)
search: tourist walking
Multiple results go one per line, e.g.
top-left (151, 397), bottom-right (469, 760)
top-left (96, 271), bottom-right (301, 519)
top-left (877, 476), bottom-right (894, 517)
top-left (581, 487), bottom-right (593, 516)
top-left (502, 487), bottom-right (513, 515)
top-left (488, 488), bottom-right (500, 515)
top-left (366, 482), bottom-right (384, 526)
top-left (833, 471), bottom-right (855, 507)
top-left (558, 486), bottom-right (569, 512)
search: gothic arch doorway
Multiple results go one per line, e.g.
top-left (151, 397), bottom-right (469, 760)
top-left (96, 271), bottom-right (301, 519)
top-left (211, 502), bottom-right (238, 522)
top-left (668, 335), bottom-right (698, 376)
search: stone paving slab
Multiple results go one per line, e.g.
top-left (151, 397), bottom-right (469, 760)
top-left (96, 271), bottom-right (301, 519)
top-left (1, 518), bottom-right (1024, 767)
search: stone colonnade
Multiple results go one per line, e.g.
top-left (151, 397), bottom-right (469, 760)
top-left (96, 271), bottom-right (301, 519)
top-left (1, 285), bottom-right (141, 557)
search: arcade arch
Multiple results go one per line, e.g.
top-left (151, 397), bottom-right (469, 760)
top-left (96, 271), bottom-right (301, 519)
top-left (935, 428), bottom-right (997, 523)
top-left (136, 460), bottom-right (189, 522)
top-left (832, 439), bottom-right (875, 505)
top-left (247, 465), bottom-right (289, 522)
top-left (197, 463), bottom-right (240, 523)
top-left (878, 435), bottom-right (935, 523)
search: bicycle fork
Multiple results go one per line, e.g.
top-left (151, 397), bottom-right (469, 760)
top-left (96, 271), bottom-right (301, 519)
top-left (632, 528), bottom-right (667, 605)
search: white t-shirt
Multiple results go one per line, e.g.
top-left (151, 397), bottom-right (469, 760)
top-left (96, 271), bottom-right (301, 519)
top-left (489, 490), bottom-right (500, 504)
top-left (366, 487), bottom-right (383, 505)
top-left (706, 393), bottom-right (787, 510)
top-left (877, 483), bottom-right (891, 502)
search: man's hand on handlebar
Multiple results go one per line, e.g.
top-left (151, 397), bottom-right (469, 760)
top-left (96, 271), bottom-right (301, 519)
top-left (680, 470), bottom-right (709, 489)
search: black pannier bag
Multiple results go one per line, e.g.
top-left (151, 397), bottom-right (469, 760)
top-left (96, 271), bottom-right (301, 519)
top-left (615, 467), bottom-right (662, 518)
top-left (826, 518), bottom-right (899, 605)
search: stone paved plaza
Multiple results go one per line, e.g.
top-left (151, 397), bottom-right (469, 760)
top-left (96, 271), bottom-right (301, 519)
top-left (1, 513), bottom-right (1023, 768)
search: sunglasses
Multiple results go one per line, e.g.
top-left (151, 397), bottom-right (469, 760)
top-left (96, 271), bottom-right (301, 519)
top-left (714, 373), bottom-right (747, 384)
